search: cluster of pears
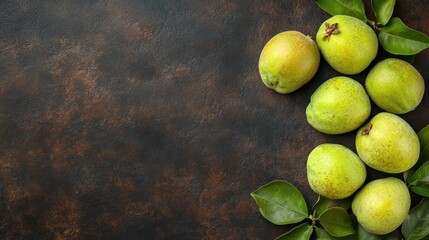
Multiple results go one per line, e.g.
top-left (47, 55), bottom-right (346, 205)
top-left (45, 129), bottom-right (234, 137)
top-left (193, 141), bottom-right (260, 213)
top-left (259, 15), bottom-right (425, 235)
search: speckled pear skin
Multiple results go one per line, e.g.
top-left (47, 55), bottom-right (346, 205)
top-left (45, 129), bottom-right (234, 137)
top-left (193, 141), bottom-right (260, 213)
top-left (352, 177), bottom-right (411, 235)
top-left (316, 15), bottom-right (378, 75)
top-left (306, 76), bottom-right (371, 134)
top-left (307, 144), bottom-right (366, 199)
top-left (366, 58), bottom-right (425, 114)
top-left (356, 112), bottom-right (420, 173)
top-left (259, 31), bottom-right (320, 94)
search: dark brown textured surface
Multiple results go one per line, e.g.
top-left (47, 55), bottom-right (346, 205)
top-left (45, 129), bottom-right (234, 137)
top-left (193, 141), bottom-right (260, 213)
top-left (0, 0), bottom-right (428, 239)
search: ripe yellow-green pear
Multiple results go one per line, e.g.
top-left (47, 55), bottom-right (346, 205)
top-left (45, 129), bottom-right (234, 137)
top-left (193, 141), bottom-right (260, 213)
top-left (306, 76), bottom-right (371, 134)
top-left (356, 112), bottom-right (420, 173)
top-left (258, 31), bottom-right (320, 94)
top-left (316, 15), bottom-right (378, 75)
top-left (366, 58), bottom-right (425, 114)
top-left (307, 144), bottom-right (366, 199)
top-left (352, 177), bottom-right (411, 235)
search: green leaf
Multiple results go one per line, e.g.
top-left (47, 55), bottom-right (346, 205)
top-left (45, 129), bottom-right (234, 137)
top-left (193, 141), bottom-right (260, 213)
top-left (251, 180), bottom-right (308, 225)
top-left (318, 207), bottom-right (355, 237)
top-left (404, 170), bottom-right (412, 182)
top-left (402, 198), bottom-right (429, 240)
top-left (379, 17), bottom-right (429, 55)
top-left (418, 137), bottom-right (429, 168)
top-left (421, 144), bottom-right (429, 162)
top-left (408, 161), bottom-right (429, 185)
top-left (410, 184), bottom-right (429, 197)
top-left (418, 124), bottom-right (429, 147)
top-left (275, 222), bottom-right (313, 240)
top-left (316, 0), bottom-right (367, 22)
top-left (418, 124), bottom-right (429, 166)
top-left (371, 0), bottom-right (395, 25)
top-left (315, 227), bottom-right (357, 240)
top-left (313, 195), bottom-right (352, 217)
top-left (406, 154), bottom-right (429, 197)
top-left (405, 125), bottom-right (429, 182)
top-left (358, 224), bottom-right (381, 240)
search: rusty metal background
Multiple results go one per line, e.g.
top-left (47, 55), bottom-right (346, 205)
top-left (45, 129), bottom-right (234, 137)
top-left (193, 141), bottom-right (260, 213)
top-left (0, 0), bottom-right (428, 239)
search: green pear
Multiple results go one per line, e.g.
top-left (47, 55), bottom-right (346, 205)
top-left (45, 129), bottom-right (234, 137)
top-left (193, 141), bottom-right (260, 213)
top-left (316, 15), bottom-right (378, 75)
top-left (307, 144), bottom-right (366, 199)
top-left (352, 177), bottom-right (411, 235)
top-left (366, 58), bottom-right (425, 114)
top-left (356, 112), bottom-right (420, 173)
top-left (306, 76), bottom-right (371, 134)
top-left (259, 31), bottom-right (320, 94)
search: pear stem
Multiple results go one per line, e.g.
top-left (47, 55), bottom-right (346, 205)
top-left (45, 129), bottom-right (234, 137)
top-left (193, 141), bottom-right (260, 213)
top-left (309, 215), bottom-right (318, 227)
top-left (323, 22), bottom-right (340, 41)
top-left (361, 123), bottom-right (373, 135)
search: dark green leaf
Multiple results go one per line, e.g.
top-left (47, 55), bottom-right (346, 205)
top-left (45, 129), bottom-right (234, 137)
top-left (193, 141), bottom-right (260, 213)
top-left (402, 198), bottom-right (429, 240)
top-left (315, 227), bottom-right (357, 240)
top-left (313, 195), bottom-right (352, 217)
top-left (316, 228), bottom-right (336, 239)
top-left (404, 124), bottom-right (429, 182)
top-left (419, 139), bottom-right (429, 166)
top-left (379, 17), bottom-right (429, 55)
top-left (410, 184), bottom-right (429, 197)
top-left (358, 224), bottom-right (381, 240)
top-left (404, 169), bottom-right (412, 182)
top-left (405, 145), bottom-right (429, 183)
top-left (419, 124), bottom-right (429, 167)
top-left (251, 180), bottom-right (308, 225)
top-left (371, 0), bottom-right (395, 25)
top-left (418, 124), bottom-right (429, 146)
top-left (404, 170), bottom-right (411, 182)
top-left (408, 161), bottom-right (429, 185)
top-left (318, 207), bottom-right (355, 237)
top-left (275, 222), bottom-right (313, 240)
top-left (316, 0), bottom-right (367, 21)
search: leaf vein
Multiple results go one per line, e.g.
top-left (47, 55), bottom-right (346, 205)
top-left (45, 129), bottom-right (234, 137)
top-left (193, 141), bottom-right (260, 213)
top-left (382, 31), bottom-right (429, 46)
top-left (256, 194), bottom-right (307, 217)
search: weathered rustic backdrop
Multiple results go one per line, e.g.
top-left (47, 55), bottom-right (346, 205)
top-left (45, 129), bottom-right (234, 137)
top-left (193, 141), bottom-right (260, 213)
top-left (1, 0), bottom-right (428, 239)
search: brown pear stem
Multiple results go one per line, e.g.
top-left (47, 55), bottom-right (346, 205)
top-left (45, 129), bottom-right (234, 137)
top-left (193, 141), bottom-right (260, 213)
top-left (323, 22), bottom-right (340, 40)
top-left (311, 217), bottom-right (318, 227)
top-left (361, 123), bottom-right (373, 135)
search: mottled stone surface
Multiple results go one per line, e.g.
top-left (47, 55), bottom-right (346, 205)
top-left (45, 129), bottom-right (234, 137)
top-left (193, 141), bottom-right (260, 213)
top-left (0, 0), bottom-right (428, 239)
